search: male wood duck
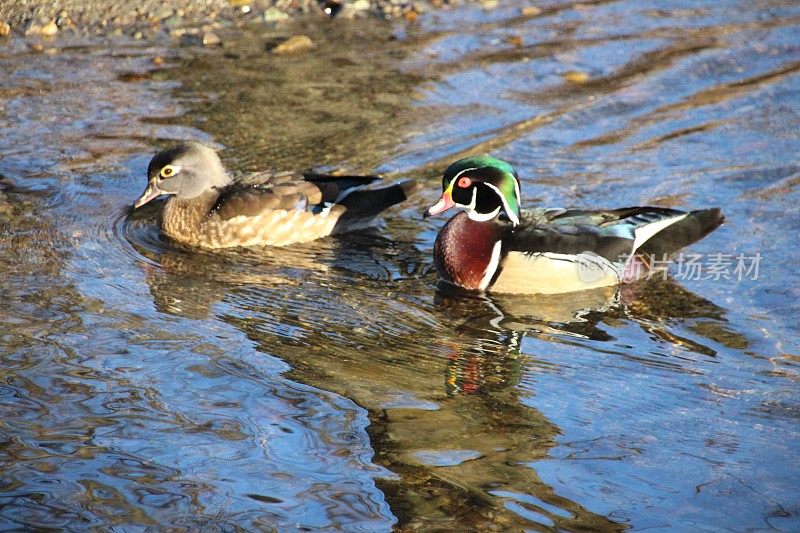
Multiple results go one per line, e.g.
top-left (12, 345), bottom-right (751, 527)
top-left (133, 142), bottom-right (420, 248)
top-left (424, 156), bottom-right (724, 294)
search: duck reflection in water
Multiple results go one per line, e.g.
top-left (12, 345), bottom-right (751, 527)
top-left (435, 283), bottom-right (619, 397)
top-left (128, 217), bottom-right (740, 530)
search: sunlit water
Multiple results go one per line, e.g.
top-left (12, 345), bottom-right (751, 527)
top-left (1, 1), bottom-right (799, 530)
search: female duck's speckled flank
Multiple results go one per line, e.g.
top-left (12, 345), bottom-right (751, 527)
top-left (133, 142), bottom-right (420, 248)
top-left (424, 156), bottom-right (724, 294)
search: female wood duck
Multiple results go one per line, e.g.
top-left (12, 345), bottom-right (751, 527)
top-left (133, 142), bottom-right (420, 249)
top-left (424, 156), bottom-right (723, 294)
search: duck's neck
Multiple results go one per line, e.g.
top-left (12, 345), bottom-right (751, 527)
top-left (434, 211), bottom-right (506, 290)
top-left (161, 190), bottom-right (220, 243)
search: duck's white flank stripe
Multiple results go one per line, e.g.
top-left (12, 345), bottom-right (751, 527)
top-left (479, 240), bottom-right (503, 290)
top-left (632, 213), bottom-right (688, 253)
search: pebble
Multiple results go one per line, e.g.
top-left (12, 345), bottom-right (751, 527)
top-left (201, 31), bottom-right (221, 46)
top-left (180, 32), bottom-right (221, 47)
top-left (563, 70), bottom-right (590, 83)
top-left (403, 9), bottom-right (419, 22)
top-left (0, 21), bottom-right (10, 37)
top-left (351, 0), bottom-right (371, 10)
top-left (271, 34), bottom-right (315, 54)
top-left (163, 14), bottom-right (184, 29)
top-left (263, 8), bottom-right (289, 22)
top-left (26, 19), bottom-right (59, 36)
top-left (506, 35), bottom-right (523, 47)
top-left (0, 192), bottom-right (11, 218)
top-left (152, 6), bottom-right (174, 21)
top-left (521, 6), bottom-right (542, 16)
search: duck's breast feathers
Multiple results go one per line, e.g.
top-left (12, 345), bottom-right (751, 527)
top-left (210, 172), bottom-right (384, 220)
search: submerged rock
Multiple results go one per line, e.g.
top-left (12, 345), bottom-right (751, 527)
top-left (270, 34), bottom-right (315, 54)
top-left (26, 19), bottom-right (59, 36)
top-left (263, 8), bottom-right (289, 22)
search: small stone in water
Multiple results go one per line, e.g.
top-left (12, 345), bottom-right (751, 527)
top-left (521, 6), bottom-right (542, 16)
top-left (263, 8), bottom-right (289, 22)
top-left (403, 9), bottom-right (418, 22)
top-left (27, 19), bottom-right (59, 36)
top-left (152, 55), bottom-right (164, 66)
top-left (0, 21), bottom-right (10, 37)
top-left (506, 35), bottom-right (524, 47)
top-left (271, 35), bottom-right (314, 54)
top-left (563, 70), bottom-right (590, 83)
top-left (201, 32), bottom-right (221, 46)
top-left (163, 14), bottom-right (183, 29)
top-left (351, 0), bottom-right (371, 11)
top-left (152, 6), bottom-right (174, 21)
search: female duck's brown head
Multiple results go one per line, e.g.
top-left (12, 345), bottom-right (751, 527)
top-left (134, 142), bottom-right (232, 208)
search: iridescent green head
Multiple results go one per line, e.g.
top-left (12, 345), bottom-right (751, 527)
top-left (425, 156), bottom-right (521, 225)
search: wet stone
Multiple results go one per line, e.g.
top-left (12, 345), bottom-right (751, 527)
top-left (164, 14), bottom-right (184, 29)
top-left (263, 8), bottom-right (290, 22)
top-left (26, 19), bottom-right (59, 36)
top-left (179, 31), bottom-right (222, 47)
top-left (562, 70), bottom-right (589, 83)
top-left (152, 6), bottom-right (174, 21)
top-left (0, 21), bottom-right (10, 37)
top-left (270, 34), bottom-right (315, 54)
top-left (521, 6), bottom-right (542, 16)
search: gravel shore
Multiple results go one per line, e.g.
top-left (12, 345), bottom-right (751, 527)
top-left (0, 0), bottom-right (447, 41)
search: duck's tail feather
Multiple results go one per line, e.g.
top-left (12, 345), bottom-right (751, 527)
top-left (636, 208), bottom-right (724, 257)
top-left (337, 179), bottom-right (421, 222)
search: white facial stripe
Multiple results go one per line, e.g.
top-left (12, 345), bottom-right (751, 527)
top-left (467, 206), bottom-right (501, 222)
top-left (482, 182), bottom-right (519, 226)
top-left (446, 167), bottom-right (478, 201)
top-left (452, 167), bottom-right (477, 184)
top-left (448, 167), bottom-right (520, 226)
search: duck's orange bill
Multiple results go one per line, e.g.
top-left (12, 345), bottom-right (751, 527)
top-left (424, 185), bottom-right (455, 218)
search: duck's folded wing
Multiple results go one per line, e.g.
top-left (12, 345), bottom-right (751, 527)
top-left (212, 172), bottom-right (382, 220)
top-left (506, 223), bottom-right (635, 263)
top-left (212, 183), bottom-right (308, 219)
top-left (518, 206), bottom-right (723, 260)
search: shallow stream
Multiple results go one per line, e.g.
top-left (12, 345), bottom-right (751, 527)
top-left (1, 0), bottom-right (799, 530)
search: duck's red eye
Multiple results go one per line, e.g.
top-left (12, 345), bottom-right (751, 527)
top-left (457, 176), bottom-right (472, 188)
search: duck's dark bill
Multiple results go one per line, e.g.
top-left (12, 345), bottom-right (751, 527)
top-left (134, 183), bottom-right (163, 209)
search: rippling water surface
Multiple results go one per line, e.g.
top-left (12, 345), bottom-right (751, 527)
top-left (1, 1), bottom-right (799, 530)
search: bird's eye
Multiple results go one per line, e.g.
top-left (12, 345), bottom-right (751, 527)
top-left (160, 165), bottom-right (180, 178)
top-left (457, 176), bottom-right (472, 188)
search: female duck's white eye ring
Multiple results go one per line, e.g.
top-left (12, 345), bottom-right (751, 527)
top-left (160, 165), bottom-right (179, 178)
top-left (457, 176), bottom-right (472, 188)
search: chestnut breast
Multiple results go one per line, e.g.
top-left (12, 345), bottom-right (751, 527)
top-left (433, 212), bottom-right (506, 290)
